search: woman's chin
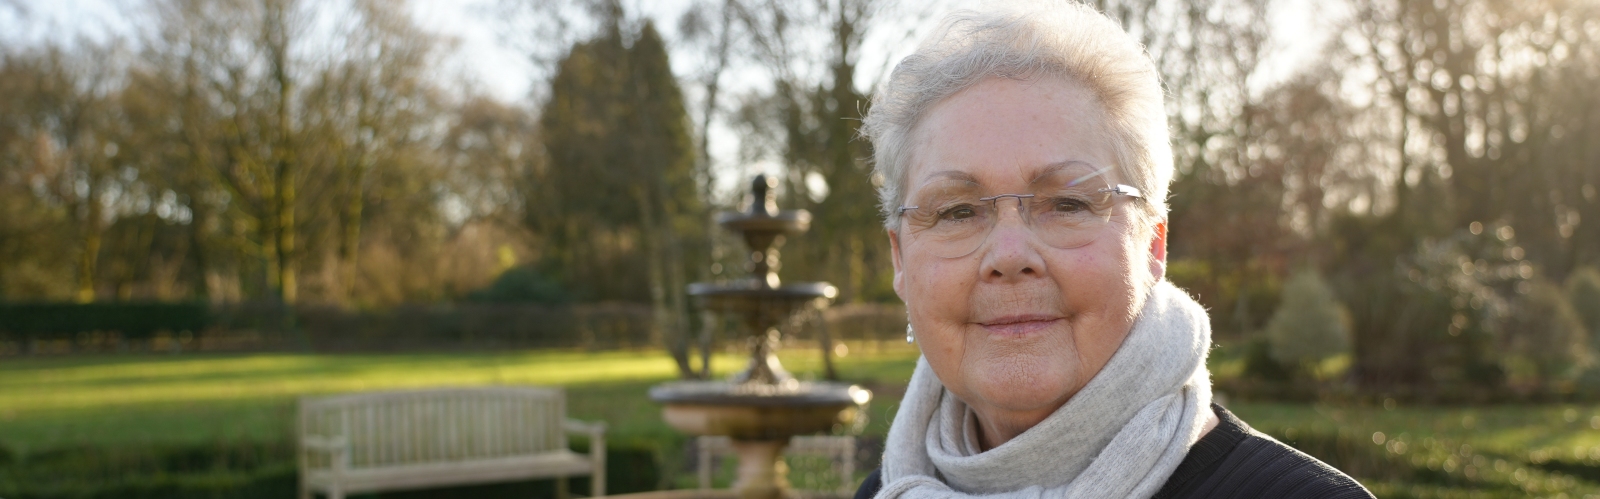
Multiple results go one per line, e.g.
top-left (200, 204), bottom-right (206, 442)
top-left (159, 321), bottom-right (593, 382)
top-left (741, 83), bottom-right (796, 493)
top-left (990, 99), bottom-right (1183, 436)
top-left (963, 356), bottom-right (1083, 415)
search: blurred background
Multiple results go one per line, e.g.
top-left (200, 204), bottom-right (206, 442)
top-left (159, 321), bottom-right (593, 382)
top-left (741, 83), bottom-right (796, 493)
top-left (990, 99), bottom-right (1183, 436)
top-left (1, 0), bottom-right (1598, 497)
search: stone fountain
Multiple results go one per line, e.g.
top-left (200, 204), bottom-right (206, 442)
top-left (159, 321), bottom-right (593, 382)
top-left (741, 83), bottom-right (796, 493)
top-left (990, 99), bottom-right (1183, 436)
top-left (648, 175), bottom-right (872, 499)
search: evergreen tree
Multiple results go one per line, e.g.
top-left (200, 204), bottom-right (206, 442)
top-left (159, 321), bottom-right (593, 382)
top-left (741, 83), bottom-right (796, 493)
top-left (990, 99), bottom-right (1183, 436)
top-left (538, 12), bottom-right (704, 377)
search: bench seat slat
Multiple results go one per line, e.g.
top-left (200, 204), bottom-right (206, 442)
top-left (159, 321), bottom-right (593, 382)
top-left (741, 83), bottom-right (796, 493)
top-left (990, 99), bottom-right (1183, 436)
top-left (304, 451), bottom-right (594, 494)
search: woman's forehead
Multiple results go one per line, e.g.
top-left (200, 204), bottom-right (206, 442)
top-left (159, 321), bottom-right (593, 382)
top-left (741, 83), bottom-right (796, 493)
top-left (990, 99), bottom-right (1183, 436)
top-left (910, 160), bottom-right (1114, 191)
top-left (904, 76), bottom-right (1116, 193)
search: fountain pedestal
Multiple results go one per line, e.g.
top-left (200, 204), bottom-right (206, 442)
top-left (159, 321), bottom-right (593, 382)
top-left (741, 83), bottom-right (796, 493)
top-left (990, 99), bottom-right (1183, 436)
top-left (730, 439), bottom-right (789, 498)
top-left (653, 380), bottom-right (869, 499)
top-left (649, 175), bottom-right (870, 499)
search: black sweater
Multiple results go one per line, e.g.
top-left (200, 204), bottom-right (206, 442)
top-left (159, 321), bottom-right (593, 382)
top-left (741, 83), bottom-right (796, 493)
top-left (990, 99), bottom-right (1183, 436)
top-left (852, 404), bottom-right (1374, 499)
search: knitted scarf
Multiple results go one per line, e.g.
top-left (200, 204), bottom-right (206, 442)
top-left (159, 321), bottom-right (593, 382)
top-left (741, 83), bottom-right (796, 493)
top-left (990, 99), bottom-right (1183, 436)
top-left (878, 281), bottom-right (1213, 498)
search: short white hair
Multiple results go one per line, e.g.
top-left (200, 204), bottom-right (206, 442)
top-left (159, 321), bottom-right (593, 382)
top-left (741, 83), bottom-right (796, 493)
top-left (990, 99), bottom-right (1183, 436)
top-left (861, 2), bottom-right (1173, 231)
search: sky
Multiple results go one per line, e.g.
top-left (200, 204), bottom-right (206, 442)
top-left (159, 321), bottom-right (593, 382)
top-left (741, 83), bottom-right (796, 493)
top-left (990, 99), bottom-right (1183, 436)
top-left (1, 0), bottom-right (1336, 199)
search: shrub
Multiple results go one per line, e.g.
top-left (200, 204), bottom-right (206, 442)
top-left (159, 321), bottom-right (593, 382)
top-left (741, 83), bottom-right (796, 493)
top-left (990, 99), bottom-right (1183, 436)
top-left (0, 302), bottom-right (209, 341)
top-left (469, 265), bottom-right (570, 304)
top-left (1568, 266), bottom-right (1600, 350)
top-left (1338, 226), bottom-right (1523, 391)
top-left (1264, 270), bottom-right (1351, 378)
top-left (1504, 279), bottom-right (1590, 387)
top-left (1240, 337), bottom-right (1293, 383)
top-left (0, 440), bottom-right (660, 499)
top-left (1166, 258), bottom-right (1282, 340)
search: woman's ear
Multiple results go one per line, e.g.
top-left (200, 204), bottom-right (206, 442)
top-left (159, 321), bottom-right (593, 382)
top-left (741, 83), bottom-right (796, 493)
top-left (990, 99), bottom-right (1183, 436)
top-left (889, 229), bottom-right (906, 299)
top-left (1148, 221), bottom-right (1168, 281)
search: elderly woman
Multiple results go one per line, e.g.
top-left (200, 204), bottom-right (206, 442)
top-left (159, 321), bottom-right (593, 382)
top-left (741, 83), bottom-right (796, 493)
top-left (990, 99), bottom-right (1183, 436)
top-left (852, 4), bottom-right (1372, 499)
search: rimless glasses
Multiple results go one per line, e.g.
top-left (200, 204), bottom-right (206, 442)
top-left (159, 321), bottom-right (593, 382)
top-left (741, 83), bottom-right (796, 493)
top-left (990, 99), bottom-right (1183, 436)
top-left (896, 164), bottom-right (1142, 259)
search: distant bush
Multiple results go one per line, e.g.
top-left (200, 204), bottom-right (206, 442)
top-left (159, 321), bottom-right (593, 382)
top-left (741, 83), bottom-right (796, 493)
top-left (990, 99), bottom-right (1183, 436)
top-left (1241, 337), bottom-right (1292, 383)
top-left (0, 302), bottom-right (209, 343)
top-left (1568, 266), bottom-right (1600, 349)
top-left (0, 441), bottom-right (295, 499)
top-left (1337, 226), bottom-right (1523, 392)
top-left (0, 440), bottom-right (660, 499)
top-left (1504, 279), bottom-right (1590, 387)
top-left (1264, 270), bottom-right (1350, 378)
top-left (468, 265), bottom-right (570, 304)
top-left (816, 303), bottom-right (906, 343)
top-left (1166, 258), bottom-right (1281, 340)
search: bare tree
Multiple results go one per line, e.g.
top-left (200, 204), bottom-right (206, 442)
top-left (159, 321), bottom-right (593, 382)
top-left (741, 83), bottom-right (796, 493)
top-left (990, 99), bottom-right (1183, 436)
top-left (141, 0), bottom-right (312, 304)
top-left (0, 43), bottom-right (136, 303)
top-left (303, 0), bottom-right (447, 303)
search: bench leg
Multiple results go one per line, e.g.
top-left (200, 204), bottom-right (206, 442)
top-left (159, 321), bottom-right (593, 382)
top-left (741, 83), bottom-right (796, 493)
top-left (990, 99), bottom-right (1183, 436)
top-left (555, 475), bottom-right (569, 499)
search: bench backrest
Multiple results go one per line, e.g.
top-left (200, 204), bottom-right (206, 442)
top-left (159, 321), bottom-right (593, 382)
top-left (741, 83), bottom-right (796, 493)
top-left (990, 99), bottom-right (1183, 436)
top-left (299, 387), bottom-right (568, 470)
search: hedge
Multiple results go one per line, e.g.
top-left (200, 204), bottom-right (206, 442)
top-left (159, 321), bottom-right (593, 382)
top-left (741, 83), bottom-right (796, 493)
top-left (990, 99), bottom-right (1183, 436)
top-left (0, 440), bottom-right (660, 499)
top-left (0, 302), bottom-right (208, 341)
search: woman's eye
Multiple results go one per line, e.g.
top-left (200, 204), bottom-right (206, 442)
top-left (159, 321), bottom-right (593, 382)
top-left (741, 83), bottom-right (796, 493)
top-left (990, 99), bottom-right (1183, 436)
top-left (1052, 198), bottom-right (1089, 213)
top-left (938, 205), bottom-right (978, 221)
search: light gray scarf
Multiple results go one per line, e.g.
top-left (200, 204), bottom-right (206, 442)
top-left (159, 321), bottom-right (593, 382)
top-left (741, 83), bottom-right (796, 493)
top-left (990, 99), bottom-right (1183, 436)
top-left (878, 281), bottom-right (1213, 499)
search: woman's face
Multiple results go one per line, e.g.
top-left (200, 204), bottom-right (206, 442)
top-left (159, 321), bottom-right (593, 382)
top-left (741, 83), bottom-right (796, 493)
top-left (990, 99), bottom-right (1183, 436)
top-left (890, 76), bottom-right (1162, 448)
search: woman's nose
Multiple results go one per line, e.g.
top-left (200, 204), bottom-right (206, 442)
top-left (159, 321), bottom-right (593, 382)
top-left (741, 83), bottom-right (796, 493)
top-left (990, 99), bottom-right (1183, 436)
top-left (980, 199), bottom-right (1046, 280)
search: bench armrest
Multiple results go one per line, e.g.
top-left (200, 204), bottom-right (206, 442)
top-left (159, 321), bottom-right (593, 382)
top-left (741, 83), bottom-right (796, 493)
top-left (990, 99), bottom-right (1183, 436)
top-left (301, 435), bottom-right (349, 452)
top-left (563, 419), bottom-right (606, 435)
top-left (565, 419), bottom-right (606, 496)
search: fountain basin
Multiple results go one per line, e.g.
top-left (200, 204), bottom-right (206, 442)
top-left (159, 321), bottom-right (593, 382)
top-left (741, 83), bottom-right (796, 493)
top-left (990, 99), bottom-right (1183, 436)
top-left (650, 381), bottom-right (870, 439)
top-left (651, 381), bottom-right (871, 499)
top-left (687, 281), bottom-right (837, 315)
top-left (717, 209), bottom-right (811, 234)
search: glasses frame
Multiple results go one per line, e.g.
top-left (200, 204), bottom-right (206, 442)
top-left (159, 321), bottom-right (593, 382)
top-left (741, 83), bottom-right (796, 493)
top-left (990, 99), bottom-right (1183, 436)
top-left (895, 184), bottom-right (1144, 258)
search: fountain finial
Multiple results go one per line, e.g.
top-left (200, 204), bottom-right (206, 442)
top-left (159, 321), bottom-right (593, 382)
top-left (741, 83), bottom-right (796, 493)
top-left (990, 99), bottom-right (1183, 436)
top-left (748, 174), bottom-right (778, 216)
top-left (719, 174), bottom-right (810, 288)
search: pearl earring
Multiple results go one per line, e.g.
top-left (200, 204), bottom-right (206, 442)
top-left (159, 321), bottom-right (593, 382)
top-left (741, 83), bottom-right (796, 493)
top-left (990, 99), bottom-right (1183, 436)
top-left (905, 318), bottom-right (915, 343)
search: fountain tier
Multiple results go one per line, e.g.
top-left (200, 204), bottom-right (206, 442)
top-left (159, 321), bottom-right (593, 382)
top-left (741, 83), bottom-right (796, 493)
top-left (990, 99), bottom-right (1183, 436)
top-left (648, 175), bottom-right (870, 499)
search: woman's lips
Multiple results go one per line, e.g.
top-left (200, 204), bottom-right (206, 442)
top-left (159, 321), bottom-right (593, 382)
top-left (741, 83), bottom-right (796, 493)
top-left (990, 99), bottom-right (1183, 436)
top-left (978, 315), bottom-right (1064, 336)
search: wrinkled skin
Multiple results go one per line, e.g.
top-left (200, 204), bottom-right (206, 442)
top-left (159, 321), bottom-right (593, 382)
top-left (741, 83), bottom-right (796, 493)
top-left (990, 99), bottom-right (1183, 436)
top-left (889, 76), bottom-right (1170, 451)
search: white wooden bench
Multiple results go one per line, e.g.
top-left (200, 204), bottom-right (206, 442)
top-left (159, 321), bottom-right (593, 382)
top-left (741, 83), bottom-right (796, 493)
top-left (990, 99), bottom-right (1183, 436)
top-left (298, 387), bottom-right (606, 499)
top-left (696, 435), bottom-right (856, 495)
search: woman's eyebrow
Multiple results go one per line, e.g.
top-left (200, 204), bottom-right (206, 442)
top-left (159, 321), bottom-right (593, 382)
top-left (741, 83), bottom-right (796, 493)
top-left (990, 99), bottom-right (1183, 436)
top-left (1029, 160), bottom-right (1109, 186)
top-left (916, 161), bottom-right (1110, 189)
top-left (917, 170), bottom-right (981, 185)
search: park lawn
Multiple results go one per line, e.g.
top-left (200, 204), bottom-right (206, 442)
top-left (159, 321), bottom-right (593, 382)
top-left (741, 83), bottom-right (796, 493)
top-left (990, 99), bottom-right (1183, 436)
top-left (5, 344), bottom-right (1600, 496)
top-left (1230, 401), bottom-right (1600, 459)
top-left (0, 343), bottom-right (921, 452)
top-left (1225, 402), bottom-right (1600, 496)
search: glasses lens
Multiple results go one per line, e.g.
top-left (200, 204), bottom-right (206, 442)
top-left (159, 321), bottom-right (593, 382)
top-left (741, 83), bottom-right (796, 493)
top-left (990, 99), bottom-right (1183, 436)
top-left (901, 181), bottom-right (992, 258)
top-left (1029, 166), bottom-right (1117, 250)
top-left (900, 165), bottom-right (1124, 258)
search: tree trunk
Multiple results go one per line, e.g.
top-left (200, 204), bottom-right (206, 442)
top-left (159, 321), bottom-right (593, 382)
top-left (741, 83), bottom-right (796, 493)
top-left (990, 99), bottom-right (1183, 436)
top-left (267, 0), bottom-right (298, 307)
top-left (188, 200), bottom-right (211, 301)
top-left (340, 154), bottom-right (368, 304)
top-left (636, 185), bottom-right (697, 378)
top-left (76, 190), bottom-right (102, 303)
top-left (274, 107), bottom-right (297, 305)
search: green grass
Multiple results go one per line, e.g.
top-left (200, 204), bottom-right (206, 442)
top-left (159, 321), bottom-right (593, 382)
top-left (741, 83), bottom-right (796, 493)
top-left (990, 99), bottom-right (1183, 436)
top-left (6, 343), bottom-right (1600, 497)
top-left (0, 343), bottom-right (920, 452)
top-left (1222, 402), bottom-right (1600, 497)
top-left (1229, 401), bottom-right (1600, 457)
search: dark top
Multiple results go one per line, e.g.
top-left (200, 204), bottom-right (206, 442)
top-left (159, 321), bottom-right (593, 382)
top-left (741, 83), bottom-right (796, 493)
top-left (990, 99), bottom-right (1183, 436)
top-left (852, 404), bottom-right (1374, 499)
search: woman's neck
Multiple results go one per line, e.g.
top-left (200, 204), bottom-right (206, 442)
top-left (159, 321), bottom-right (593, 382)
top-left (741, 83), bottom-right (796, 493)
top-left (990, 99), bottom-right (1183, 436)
top-left (974, 403), bottom-right (1219, 452)
top-left (974, 405), bottom-right (1056, 451)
